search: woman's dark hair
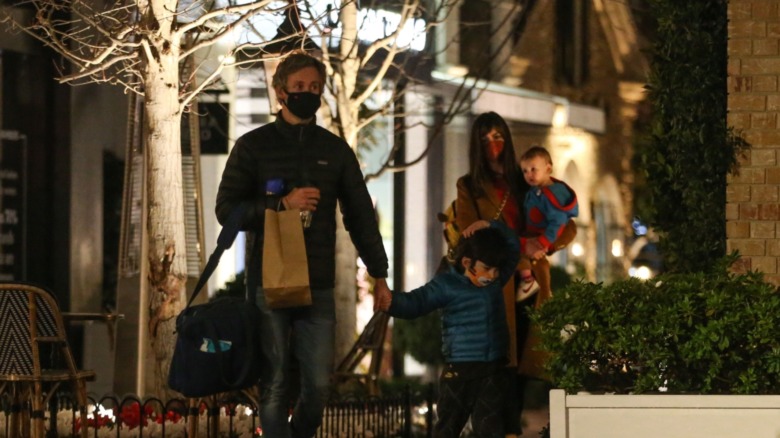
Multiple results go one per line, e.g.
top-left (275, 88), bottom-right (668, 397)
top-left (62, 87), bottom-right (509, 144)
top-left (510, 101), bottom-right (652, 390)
top-left (453, 227), bottom-right (510, 274)
top-left (466, 112), bottom-right (524, 198)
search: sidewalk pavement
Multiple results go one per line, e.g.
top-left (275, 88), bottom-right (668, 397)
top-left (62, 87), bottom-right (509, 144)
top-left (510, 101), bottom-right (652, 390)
top-left (521, 407), bottom-right (549, 437)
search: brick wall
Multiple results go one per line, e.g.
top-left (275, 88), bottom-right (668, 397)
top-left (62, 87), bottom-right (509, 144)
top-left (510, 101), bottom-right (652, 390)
top-left (727, 0), bottom-right (780, 284)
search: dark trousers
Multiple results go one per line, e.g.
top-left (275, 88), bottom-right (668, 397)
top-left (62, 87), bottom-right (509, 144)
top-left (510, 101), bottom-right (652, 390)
top-left (503, 370), bottom-right (523, 434)
top-left (434, 362), bottom-right (507, 438)
top-left (503, 299), bottom-right (536, 435)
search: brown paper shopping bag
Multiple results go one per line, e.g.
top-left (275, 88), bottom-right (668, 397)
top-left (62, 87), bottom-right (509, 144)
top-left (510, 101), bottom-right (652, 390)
top-left (262, 209), bottom-right (312, 308)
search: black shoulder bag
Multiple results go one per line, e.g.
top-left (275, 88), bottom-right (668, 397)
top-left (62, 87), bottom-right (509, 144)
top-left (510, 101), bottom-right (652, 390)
top-left (168, 203), bottom-right (263, 397)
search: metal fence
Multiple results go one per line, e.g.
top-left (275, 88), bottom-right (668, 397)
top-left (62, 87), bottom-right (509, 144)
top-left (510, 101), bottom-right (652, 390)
top-left (0, 385), bottom-right (433, 437)
top-left (317, 387), bottom-right (434, 438)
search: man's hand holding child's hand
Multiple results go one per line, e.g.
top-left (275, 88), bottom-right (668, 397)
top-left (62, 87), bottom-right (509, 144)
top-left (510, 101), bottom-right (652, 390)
top-left (462, 220), bottom-right (490, 238)
top-left (373, 278), bottom-right (392, 312)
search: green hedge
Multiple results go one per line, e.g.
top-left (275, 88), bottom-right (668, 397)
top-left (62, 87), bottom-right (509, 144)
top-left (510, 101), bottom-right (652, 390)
top-left (533, 255), bottom-right (780, 395)
top-left (640, 0), bottom-right (748, 272)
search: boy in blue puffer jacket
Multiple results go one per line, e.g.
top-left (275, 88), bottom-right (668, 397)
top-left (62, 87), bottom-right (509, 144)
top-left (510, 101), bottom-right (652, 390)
top-left (375, 219), bottom-right (519, 438)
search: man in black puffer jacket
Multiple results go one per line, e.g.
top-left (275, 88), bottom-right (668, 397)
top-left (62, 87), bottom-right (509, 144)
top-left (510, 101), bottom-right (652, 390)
top-left (216, 52), bottom-right (390, 438)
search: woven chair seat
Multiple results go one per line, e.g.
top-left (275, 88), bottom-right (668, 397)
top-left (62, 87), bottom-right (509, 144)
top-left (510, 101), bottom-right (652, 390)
top-left (0, 282), bottom-right (95, 438)
top-left (0, 369), bottom-right (96, 382)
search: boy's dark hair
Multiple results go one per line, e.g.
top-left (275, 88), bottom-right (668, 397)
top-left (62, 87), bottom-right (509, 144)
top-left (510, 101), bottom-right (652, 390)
top-left (519, 145), bottom-right (553, 165)
top-left (272, 52), bottom-right (326, 90)
top-left (453, 227), bottom-right (510, 274)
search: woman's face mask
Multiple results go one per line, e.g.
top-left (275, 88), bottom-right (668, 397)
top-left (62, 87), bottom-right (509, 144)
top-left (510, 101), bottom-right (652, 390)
top-left (485, 139), bottom-right (504, 161)
top-left (482, 128), bottom-right (506, 161)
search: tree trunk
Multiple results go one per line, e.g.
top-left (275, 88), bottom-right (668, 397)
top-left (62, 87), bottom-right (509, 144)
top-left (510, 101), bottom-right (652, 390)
top-left (333, 211), bottom-right (358, 366)
top-left (332, 0), bottom-right (361, 366)
top-left (142, 26), bottom-right (188, 397)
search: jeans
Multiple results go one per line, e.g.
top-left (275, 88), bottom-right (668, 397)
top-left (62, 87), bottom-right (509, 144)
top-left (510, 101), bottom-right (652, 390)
top-left (254, 287), bottom-right (336, 438)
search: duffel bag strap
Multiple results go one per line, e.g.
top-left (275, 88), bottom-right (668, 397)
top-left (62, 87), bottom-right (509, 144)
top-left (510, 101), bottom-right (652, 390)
top-left (186, 202), bottom-right (249, 308)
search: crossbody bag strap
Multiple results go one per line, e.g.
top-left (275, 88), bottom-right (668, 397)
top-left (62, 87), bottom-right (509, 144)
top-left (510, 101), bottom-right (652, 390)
top-left (493, 190), bottom-right (510, 221)
top-left (472, 179), bottom-right (509, 221)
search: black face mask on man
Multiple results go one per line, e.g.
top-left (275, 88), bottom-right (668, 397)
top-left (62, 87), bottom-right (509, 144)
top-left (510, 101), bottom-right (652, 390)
top-left (283, 91), bottom-right (321, 120)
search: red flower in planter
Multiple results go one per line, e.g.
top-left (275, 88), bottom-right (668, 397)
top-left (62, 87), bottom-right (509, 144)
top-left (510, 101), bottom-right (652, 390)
top-left (156, 409), bottom-right (183, 424)
top-left (119, 402), bottom-right (155, 429)
top-left (74, 411), bottom-right (113, 433)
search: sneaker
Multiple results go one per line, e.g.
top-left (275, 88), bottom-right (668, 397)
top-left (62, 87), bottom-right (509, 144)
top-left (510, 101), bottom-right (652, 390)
top-left (516, 278), bottom-right (540, 302)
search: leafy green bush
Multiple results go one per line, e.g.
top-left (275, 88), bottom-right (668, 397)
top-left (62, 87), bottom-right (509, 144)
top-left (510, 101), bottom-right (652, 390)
top-left (533, 255), bottom-right (780, 395)
top-left (393, 311), bottom-right (444, 367)
top-left (639, 0), bottom-right (748, 272)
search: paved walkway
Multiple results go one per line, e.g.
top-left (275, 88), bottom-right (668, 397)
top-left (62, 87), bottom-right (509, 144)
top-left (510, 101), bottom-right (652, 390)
top-left (521, 407), bottom-right (549, 436)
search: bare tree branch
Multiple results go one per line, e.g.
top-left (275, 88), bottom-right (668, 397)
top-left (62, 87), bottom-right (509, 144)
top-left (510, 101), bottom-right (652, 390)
top-left (358, 0), bottom-right (418, 69)
top-left (2, 0), bottom-right (293, 101)
top-left (175, 0), bottom-right (279, 36)
top-left (357, 0), bottom-right (529, 182)
top-left (352, 1), bottom-right (418, 109)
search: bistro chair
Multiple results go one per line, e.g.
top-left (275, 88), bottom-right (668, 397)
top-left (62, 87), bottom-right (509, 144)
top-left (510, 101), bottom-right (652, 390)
top-left (333, 311), bottom-right (389, 396)
top-left (0, 282), bottom-right (95, 437)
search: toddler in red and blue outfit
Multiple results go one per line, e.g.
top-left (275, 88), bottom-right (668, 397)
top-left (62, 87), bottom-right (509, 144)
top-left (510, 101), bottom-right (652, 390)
top-left (517, 146), bottom-right (579, 301)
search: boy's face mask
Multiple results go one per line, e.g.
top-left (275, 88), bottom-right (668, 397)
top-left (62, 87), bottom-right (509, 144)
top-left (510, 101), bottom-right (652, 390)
top-left (471, 271), bottom-right (495, 286)
top-left (464, 260), bottom-right (499, 287)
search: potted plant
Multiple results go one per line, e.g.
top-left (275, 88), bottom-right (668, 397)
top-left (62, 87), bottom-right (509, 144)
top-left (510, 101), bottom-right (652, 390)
top-left (534, 255), bottom-right (780, 438)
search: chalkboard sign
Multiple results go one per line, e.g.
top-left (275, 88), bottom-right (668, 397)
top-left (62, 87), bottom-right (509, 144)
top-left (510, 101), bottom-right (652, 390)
top-left (0, 130), bottom-right (26, 281)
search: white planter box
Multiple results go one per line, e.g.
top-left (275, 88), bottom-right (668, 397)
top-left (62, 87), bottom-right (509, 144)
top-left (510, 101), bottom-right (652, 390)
top-left (550, 389), bottom-right (780, 438)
